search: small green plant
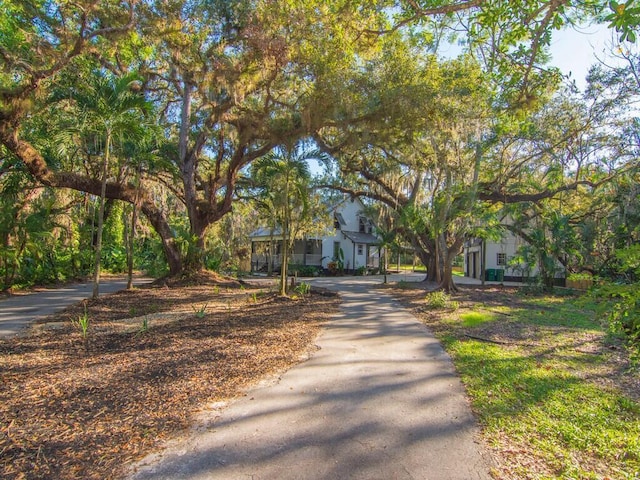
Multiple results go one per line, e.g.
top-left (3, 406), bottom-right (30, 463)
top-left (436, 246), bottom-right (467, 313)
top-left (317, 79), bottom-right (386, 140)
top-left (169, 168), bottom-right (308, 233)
top-left (294, 282), bottom-right (311, 296)
top-left (252, 292), bottom-right (258, 303)
top-left (425, 290), bottom-right (451, 309)
top-left (139, 317), bottom-right (149, 333)
top-left (73, 304), bottom-right (90, 350)
top-left (213, 285), bottom-right (220, 295)
top-left (192, 303), bottom-right (208, 318)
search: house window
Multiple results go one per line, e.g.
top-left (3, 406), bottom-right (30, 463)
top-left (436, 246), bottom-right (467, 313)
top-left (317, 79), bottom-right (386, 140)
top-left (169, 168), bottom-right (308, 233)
top-left (357, 244), bottom-right (364, 255)
top-left (358, 217), bottom-right (368, 233)
top-left (306, 240), bottom-right (315, 255)
top-left (497, 253), bottom-right (507, 266)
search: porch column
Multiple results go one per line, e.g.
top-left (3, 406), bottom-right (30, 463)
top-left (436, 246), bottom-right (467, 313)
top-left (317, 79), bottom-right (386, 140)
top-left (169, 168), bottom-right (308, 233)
top-left (303, 237), bottom-right (307, 266)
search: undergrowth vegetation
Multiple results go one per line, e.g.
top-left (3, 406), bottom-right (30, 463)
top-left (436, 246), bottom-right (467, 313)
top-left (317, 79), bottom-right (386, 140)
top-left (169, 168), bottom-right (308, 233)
top-left (403, 287), bottom-right (640, 480)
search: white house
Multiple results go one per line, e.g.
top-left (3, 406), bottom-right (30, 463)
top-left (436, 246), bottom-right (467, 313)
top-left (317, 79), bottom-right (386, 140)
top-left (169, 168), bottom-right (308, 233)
top-left (463, 227), bottom-right (565, 283)
top-left (249, 197), bottom-right (381, 274)
top-left (463, 229), bottom-right (524, 282)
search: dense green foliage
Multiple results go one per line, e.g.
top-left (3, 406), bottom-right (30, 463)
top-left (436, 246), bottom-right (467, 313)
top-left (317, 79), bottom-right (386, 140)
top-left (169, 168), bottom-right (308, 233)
top-left (0, 0), bottom-right (638, 311)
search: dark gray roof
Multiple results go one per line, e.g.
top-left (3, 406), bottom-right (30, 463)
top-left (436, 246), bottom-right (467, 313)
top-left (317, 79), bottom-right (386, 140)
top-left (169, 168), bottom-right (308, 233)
top-left (249, 227), bottom-right (281, 238)
top-left (342, 231), bottom-right (379, 245)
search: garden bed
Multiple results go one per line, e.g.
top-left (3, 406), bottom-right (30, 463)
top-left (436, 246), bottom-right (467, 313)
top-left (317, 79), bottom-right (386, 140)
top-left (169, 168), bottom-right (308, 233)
top-left (0, 275), bottom-right (339, 480)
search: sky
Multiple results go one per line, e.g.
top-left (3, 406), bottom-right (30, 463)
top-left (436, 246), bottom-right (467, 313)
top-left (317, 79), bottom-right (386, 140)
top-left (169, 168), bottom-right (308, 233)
top-left (548, 23), bottom-right (622, 90)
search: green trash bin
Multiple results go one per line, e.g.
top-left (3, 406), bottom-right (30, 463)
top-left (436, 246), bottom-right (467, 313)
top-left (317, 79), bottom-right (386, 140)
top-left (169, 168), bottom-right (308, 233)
top-left (496, 269), bottom-right (504, 282)
top-left (485, 269), bottom-right (496, 281)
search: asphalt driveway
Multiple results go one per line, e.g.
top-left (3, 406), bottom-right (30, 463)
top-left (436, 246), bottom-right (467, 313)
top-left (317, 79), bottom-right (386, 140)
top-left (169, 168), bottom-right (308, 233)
top-left (0, 276), bottom-right (153, 337)
top-left (127, 276), bottom-right (492, 480)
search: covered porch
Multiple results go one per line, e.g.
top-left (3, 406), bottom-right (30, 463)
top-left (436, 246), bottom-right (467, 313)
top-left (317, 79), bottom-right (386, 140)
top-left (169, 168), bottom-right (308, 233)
top-left (251, 237), bottom-right (323, 273)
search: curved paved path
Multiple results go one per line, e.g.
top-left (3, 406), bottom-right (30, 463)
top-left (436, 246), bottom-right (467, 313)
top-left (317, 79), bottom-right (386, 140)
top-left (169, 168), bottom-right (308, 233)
top-left (0, 276), bottom-right (153, 337)
top-left (128, 276), bottom-right (492, 480)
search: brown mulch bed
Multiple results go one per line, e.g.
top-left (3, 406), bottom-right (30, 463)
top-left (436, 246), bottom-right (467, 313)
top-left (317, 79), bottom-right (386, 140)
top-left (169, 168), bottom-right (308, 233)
top-left (0, 275), bottom-right (339, 480)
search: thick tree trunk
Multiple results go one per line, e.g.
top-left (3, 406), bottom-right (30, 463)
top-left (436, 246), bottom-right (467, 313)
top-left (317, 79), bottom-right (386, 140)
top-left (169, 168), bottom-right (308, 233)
top-left (437, 237), bottom-right (465, 293)
top-left (438, 255), bottom-right (458, 293)
top-left (408, 234), bottom-right (436, 282)
top-left (178, 82), bottom-right (204, 274)
top-left (426, 255), bottom-right (438, 282)
top-left (183, 224), bottom-right (207, 274)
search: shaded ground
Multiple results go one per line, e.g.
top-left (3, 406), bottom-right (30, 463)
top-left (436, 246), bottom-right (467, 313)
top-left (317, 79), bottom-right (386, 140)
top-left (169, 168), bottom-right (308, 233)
top-left (128, 276), bottom-right (492, 480)
top-left (386, 282), bottom-right (640, 479)
top-left (388, 283), bottom-right (639, 402)
top-left (0, 273), bottom-right (339, 480)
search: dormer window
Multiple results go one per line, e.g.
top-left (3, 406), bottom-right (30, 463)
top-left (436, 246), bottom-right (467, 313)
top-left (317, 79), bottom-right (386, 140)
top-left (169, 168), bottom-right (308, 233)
top-left (359, 217), bottom-right (368, 233)
top-left (334, 212), bottom-right (346, 230)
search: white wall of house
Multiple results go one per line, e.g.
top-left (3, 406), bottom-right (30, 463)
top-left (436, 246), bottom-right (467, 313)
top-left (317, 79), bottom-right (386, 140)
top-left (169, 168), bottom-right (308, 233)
top-left (322, 198), bottom-right (356, 269)
top-left (485, 230), bottom-right (521, 274)
top-left (320, 197), bottom-right (375, 270)
top-left (250, 196), bottom-right (379, 272)
top-left (464, 228), bottom-right (565, 282)
top-left (464, 230), bottom-right (526, 280)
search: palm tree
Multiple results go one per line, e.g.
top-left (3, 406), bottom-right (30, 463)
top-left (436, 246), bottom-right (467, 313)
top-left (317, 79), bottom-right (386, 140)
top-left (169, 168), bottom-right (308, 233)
top-left (61, 71), bottom-right (150, 297)
top-left (251, 144), bottom-right (327, 296)
top-left (376, 227), bottom-right (397, 284)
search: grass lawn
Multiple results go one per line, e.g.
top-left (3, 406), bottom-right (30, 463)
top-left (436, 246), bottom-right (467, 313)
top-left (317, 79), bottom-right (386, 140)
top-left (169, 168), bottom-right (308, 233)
top-left (393, 285), bottom-right (640, 480)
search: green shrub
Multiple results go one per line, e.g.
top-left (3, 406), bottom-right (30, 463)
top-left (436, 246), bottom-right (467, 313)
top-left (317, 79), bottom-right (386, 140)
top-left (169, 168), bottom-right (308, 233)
top-left (595, 283), bottom-right (640, 345)
top-left (592, 246), bottom-right (640, 356)
top-left (102, 244), bottom-right (127, 272)
top-left (290, 265), bottom-right (320, 277)
top-left (425, 290), bottom-right (450, 309)
top-left (294, 282), bottom-right (311, 295)
top-left (567, 272), bottom-right (594, 281)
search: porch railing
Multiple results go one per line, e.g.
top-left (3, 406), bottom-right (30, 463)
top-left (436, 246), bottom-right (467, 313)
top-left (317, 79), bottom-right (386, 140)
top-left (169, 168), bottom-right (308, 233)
top-left (251, 253), bottom-right (323, 271)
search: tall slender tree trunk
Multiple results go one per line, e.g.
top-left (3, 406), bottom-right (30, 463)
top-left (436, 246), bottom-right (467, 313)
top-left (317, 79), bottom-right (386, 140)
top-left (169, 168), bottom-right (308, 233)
top-left (126, 165), bottom-right (142, 289)
top-left (126, 195), bottom-right (139, 289)
top-left (383, 247), bottom-right (388, 284)
top-left (92, 130), bottom-right (111, 298)
top-left (267, 233), bottom-right (274, 276)
top-left (279, 170), bottom-right (292, 296)
top-left (280, 221), bottom-right (289, 296)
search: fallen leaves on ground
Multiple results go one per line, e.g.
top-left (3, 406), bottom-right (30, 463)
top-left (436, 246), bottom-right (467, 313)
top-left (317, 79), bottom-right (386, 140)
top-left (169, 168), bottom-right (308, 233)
top-left (0, 277), bottom-right (339, 480)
